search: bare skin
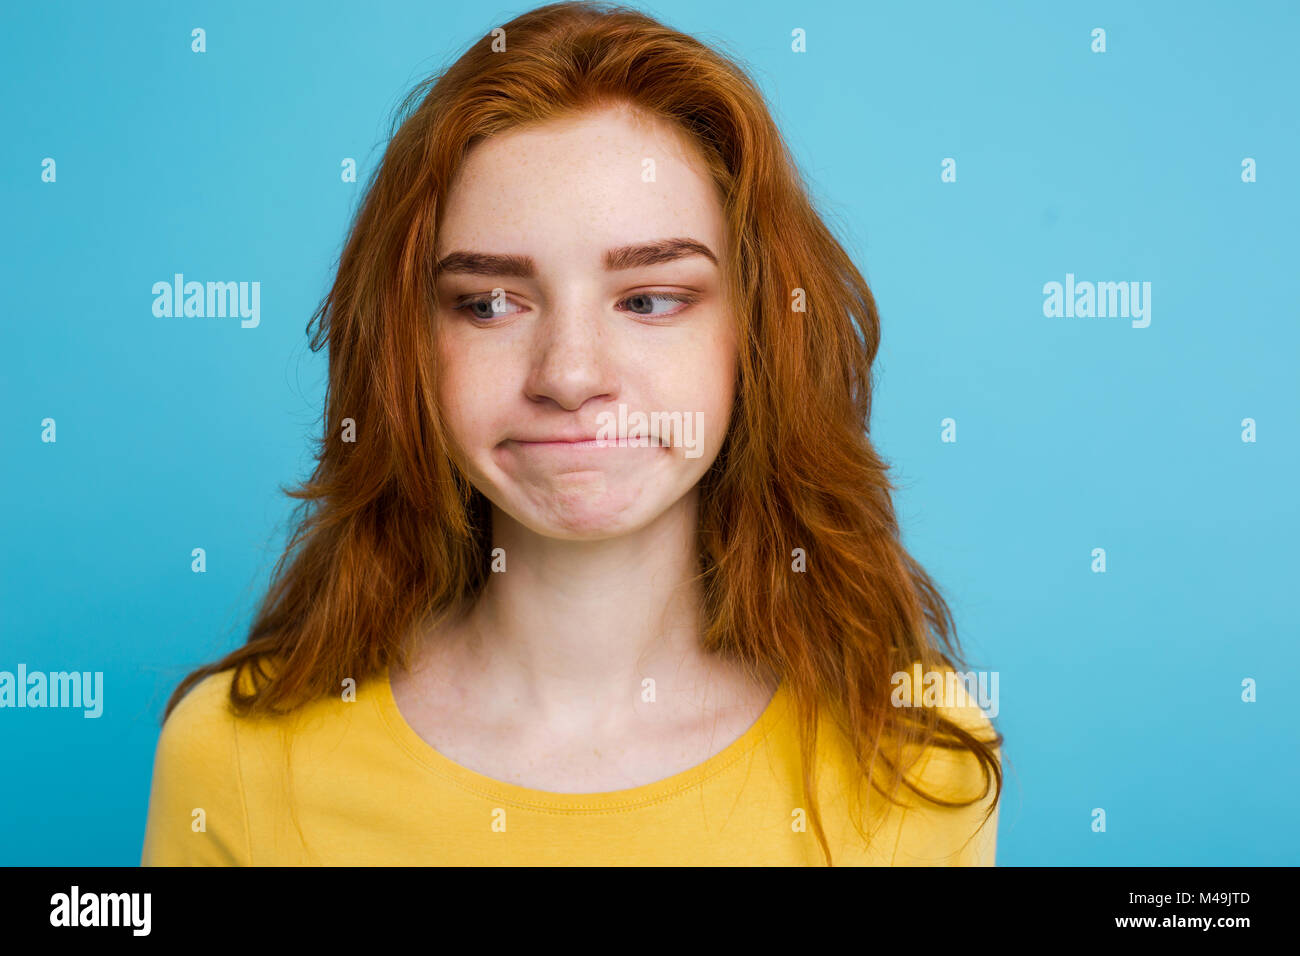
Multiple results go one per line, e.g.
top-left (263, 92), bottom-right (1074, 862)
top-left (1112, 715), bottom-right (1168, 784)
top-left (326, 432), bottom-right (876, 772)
top-left (389, 102), bottom-right (778, 793)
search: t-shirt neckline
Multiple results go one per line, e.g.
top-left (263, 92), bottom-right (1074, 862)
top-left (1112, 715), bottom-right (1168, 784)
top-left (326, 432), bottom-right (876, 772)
top-left (373, 666), bottom-right (791, 812)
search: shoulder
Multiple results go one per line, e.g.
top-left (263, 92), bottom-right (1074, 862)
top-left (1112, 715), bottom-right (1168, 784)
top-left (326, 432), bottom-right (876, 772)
top-left (153, 667), bottom-right (275, 770)
top-left (164, 667), bottom-right (240, 729)
top-left (900, 667), bottom-right (1000, 797)
top-left (141, 669), bottom-right (252, 865)
top-left (152, 669), bottom-right (246, 773)
top-left (888, 662), bottom-right (1003, 864)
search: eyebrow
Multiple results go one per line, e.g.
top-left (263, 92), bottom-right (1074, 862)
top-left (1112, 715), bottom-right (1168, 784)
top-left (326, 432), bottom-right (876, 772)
top-left (434, 237), bottom-right (718, 278)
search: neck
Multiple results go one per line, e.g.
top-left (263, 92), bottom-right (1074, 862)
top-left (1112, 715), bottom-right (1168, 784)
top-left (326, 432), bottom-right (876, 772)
top-left (411, 488), bottom-right (764, 733)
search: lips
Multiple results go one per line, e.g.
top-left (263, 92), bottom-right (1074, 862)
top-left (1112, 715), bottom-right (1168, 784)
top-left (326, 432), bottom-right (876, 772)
top-left (512, 437), bottom-right (625, 447)
top-left (514, 434), bottom-right (603, 443)
top-left (506, 433), bottom-right (663, 450)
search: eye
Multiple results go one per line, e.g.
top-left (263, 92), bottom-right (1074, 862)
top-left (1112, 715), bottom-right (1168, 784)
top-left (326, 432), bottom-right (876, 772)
top-left (618, 291), bottom-right (699, 318)
top-left (452, 293), bottom-right (526, 322)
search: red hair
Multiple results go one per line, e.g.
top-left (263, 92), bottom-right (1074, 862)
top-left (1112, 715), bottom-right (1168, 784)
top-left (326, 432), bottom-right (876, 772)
top-left (165, 0), bottom-right (1003, 865)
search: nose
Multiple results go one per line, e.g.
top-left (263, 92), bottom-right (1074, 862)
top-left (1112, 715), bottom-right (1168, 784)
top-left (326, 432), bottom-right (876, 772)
top-left (522, 304), bottom-right (618, 412)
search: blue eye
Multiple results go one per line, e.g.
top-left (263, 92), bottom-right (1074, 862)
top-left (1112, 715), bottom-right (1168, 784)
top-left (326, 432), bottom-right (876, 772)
top-left (619, 292), bottom-right (697, 317)
top-left (454, 295), bottom-right (525, 321)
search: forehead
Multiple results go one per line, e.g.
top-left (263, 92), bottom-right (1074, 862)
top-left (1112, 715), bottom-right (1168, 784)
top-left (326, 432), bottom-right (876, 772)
top-left (436, 104), bottom-right (725, 260)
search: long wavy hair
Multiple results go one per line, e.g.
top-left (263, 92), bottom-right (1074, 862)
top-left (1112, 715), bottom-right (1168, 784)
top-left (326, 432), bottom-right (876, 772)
top-left (164, 0), bottom-right (1003, 866)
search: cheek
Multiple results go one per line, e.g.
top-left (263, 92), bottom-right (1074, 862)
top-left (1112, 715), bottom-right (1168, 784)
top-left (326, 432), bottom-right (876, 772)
top-left (434, 331), bottom-right (487, 448)
top-left (690, 331), bottom-right (738, 433)
top-left (645, 338), bottom-right (735, 458)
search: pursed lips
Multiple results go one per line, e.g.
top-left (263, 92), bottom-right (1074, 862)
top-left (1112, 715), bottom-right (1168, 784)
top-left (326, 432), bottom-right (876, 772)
top-left (506, 434), bottom-right (659, 448)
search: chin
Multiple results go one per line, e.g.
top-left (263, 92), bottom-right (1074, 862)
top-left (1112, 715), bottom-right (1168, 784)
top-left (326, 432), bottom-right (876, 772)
top-left (507, 483), bottom-right (669, 541)
top-left (514, 507), bottom-right (653, 541)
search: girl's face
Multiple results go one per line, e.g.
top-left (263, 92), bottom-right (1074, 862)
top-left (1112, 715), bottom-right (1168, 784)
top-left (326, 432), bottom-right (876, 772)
top-left (432, 103), bottom-right (737, 539)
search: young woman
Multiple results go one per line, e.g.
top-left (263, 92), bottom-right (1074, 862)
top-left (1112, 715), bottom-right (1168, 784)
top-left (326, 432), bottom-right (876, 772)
top-left (142, 0), bottom-right (1003, 867)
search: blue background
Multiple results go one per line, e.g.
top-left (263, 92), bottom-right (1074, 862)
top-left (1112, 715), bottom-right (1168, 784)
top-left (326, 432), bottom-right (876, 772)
top-left (2, 0), bottom-right (1296, 865)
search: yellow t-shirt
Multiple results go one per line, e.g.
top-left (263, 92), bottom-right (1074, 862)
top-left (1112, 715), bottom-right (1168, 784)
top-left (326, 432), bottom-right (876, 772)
top-left (140, 665), bottom-right (1000, 866)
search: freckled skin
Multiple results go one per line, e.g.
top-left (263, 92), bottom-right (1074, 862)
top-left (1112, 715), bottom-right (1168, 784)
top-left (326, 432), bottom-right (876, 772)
top-left (433, 102), bottom-right (736, 540)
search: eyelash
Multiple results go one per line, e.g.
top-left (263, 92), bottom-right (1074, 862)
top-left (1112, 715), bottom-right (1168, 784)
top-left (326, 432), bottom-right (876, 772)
top-left (451, 291), bottom-right (700, 323)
